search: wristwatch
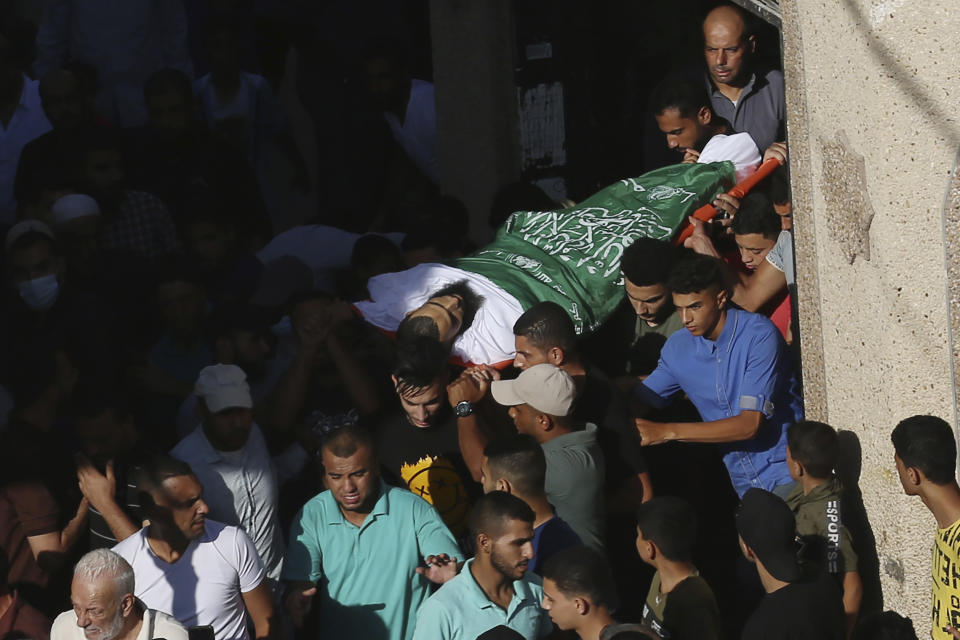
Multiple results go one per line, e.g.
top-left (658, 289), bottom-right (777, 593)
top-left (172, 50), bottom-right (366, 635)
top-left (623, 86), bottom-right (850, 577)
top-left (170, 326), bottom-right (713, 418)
top-left (454, 401), bottom-right (474, 418)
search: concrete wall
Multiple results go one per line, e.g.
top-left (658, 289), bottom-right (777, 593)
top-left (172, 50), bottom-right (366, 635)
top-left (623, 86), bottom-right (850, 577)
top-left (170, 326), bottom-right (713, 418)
top-left (782, 0), bottom-right (960, 626)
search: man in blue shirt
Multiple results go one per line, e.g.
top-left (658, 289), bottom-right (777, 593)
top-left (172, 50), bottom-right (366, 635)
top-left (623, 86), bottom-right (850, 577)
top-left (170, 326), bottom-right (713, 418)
top-left (282, 424), bottom-right (461, 640)
top-left (633, 253), bottom-right (802, 496)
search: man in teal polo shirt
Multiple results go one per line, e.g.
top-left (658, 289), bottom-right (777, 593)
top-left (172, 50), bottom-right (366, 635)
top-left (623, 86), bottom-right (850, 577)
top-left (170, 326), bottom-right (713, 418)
top-left (412, 491), bottom-right (553, 640)
top-left (282, 424), bottom-right (461, 640)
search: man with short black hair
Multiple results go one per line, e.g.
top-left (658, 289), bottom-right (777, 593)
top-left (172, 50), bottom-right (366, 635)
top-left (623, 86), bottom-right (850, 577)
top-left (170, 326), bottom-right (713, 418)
top-left (634, 497), bottom-right (722, 640)
top-left (891, 415), bottom-right (960, 640)
top-left (633, 253), bottom-right (803, 497)
top-left (413, 491), bottom-right (553, 640)
top-left (619, 238), bottom-right (683, 375)
top-left (540, 546), bottom-right (619, 640)
top-left (737, 488), bottom-right (844, 640)
top-left (683, 191), bottom-right (793, 339)
top-left (651, 78), bottom-right (732, 164)
top-left (377, 336), bottom-right (477, 536)
top-left (113, 455), bottom-right (274, 640)
top-left (481, 436), bottom-right (581, 575)
top-left (283, 423), bottom-right (460, 640)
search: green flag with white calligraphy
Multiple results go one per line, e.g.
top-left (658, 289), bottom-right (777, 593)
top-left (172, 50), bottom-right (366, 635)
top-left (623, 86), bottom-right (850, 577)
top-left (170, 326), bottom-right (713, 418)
top-left (455, 161), bottom-right (736, 334)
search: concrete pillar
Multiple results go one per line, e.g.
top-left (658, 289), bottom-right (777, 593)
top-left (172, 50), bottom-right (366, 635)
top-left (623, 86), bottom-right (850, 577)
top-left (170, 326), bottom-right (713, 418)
top-left (781, 0), bottom-right (960, 627)
top-left (429, 0), bottom-right (521, 243)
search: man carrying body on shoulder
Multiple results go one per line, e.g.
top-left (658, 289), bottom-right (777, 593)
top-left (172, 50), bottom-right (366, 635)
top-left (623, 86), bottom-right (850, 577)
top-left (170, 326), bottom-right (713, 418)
top-left (511, 301), bottom-right (652, 506)
top-left (891, 415), bottom-right (960, 640)
top-left (51, 548), bottom-right (187, 640)
top-left (737, 488), bottom-right (845, 640)
top-left (376, 337), bottom-right (479, 537)
top-left (412, 491), bottom-right (553, 640)
top-left (702, 4), bottom-right (785, 153)
top-left (283, 424), bottom-right (460, 640)
top-left (112, 455), bottom-right (274, 640)
top-left (633, 253), bottom-right (803, 497)
top-left (480, 436), bottom-right (581, 575)
top-left (652, 78), bottom-right (734, 166)
top-left (491, 364), bottom-right (605, 550)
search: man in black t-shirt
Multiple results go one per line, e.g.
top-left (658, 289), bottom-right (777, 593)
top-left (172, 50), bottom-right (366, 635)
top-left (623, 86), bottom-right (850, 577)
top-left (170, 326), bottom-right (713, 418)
top-left (737, 488), bottom-right (845, 640)
top-left (375, 337), bottom-right (478, 537)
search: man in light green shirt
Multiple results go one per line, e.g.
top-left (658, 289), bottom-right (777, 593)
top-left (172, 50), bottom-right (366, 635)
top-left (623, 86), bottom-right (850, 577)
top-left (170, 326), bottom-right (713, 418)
top-left (282, 424), bottom-right (460, 640)
top-left (413, 492), bottom-right (553, 640)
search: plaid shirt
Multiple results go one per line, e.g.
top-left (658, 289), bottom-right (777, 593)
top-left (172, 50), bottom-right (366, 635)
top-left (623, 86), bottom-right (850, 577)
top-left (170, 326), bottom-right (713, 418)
top-left (100, 190), bottom-right (181, 261)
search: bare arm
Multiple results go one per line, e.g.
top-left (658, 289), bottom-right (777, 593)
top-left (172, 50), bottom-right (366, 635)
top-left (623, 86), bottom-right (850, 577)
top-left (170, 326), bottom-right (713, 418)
top-left (447, 371), bottom-right (493, 482)
top-left (842, 571), bottom-right (863, 639)
top-left (732, 258), bottom-right (788, 312)
top-left (27, 497), bottom-right (90, 573)
top-left (282, 581), bottom-right (317, 629)
top-left (242, 581), bottom-right (276, 640)
top-left (76, 457), bottom-right (138, 542)
top-left (635, 410), bottom-right (764, 446)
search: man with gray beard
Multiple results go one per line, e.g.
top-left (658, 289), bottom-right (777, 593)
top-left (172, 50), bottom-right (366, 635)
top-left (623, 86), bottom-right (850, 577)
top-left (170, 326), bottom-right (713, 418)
top-left (50, 549), bottom-right (187, 640)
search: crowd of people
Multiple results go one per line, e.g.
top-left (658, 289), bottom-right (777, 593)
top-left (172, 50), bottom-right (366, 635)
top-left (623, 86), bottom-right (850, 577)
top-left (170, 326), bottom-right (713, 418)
top-left (0, 2), bottom-right (957, 640)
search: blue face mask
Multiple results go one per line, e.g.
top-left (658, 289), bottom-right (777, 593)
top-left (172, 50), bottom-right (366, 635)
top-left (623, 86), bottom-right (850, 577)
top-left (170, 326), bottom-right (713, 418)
top-left (17, 273), bottom-right (60, 311)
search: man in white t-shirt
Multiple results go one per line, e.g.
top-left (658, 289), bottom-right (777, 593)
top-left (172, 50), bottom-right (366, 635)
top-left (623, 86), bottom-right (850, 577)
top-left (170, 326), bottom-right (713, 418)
top-left (52, 548), bottom-right (188, 640)
top-left (112, 455), bottom-right (274, 640)
top-left (171, 364), bottom-right (284, 581)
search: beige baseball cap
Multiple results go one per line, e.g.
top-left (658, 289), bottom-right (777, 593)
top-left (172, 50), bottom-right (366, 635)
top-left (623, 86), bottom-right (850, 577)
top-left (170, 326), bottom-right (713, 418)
top-left (195, 364), bottom-right (252, 413)
top-left (490, 364), bottom-right (577, 416)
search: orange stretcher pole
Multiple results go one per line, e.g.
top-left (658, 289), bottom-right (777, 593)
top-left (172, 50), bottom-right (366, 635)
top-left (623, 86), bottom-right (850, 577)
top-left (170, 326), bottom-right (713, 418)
top-left (672, 156), bottom-right (784, 246)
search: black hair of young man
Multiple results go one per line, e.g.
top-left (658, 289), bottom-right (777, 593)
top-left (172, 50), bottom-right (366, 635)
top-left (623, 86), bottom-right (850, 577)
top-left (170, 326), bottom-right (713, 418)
top-left (483, 435), bottom-right (546, 496)
top-left (512, 301), bottom-right (577, 355)
top-left (731, 192), bottom-right (782, 240)
top-left (787, 420), bottom-right (838, 479)
top-left (891, 415), bottom-right (958, 485)
top-left (666, 253), bottom-right (730, 296)
top-left (541, 545), bottom-right (619, 611)
top-left (469, 491), bottom-right (535, 540)
top-left (393, 336), bottom-right (450, 397)
top-left (651, 76), bottom-right (714, 119)
top-left (620, 238), bottom-right (682, 288)
top-left (635, 497), bottom-right (699, 563)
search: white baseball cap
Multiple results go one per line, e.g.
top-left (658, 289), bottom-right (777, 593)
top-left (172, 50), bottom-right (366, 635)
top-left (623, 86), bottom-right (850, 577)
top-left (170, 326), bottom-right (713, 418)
top-left (490, 364), bottom-right (577, 416)
top-left (194, 364), bottom-right (252, 413)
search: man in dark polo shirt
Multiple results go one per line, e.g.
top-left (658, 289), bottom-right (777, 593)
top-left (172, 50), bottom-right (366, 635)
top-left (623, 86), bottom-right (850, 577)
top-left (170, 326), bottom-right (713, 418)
top-left (702, 4), bottom-right (785, 153)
